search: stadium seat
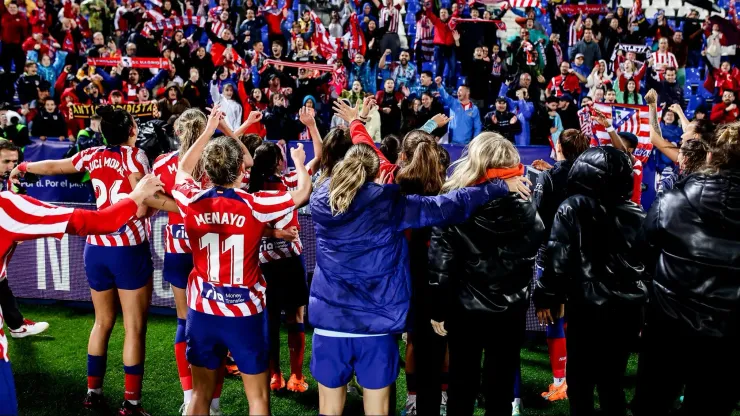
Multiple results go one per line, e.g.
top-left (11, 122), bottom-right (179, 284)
top-left (686, 96), bottom-right (704, 114)
top-left (697, 83), bottom-right (715, 99)
top-left (667, 0), bottom-right (684, 8)
top-left (457, 76), bottom-right (467, 87)
top-left (422, 61), bottom-right (434, 73)
top-left (686, 68), bottom-right (702, 84)
top-left (622, 0), bottom-right (634, 7)
top-left (651, 0), bottom-right (666, 8)
top-left (644, 7), bottom-right (659, 18)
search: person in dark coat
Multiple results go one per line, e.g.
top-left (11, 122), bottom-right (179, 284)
top-left (632, 123), bottom-right (740, 416)
top-left (535, 146), bottom-right (649, 416)
top-left (376, 78), bottom-right (404, 138)
top-left (31, 97), bottom-right (67, 139)
top-left (484, 97), bottom-right (522, 142)
top-left (428, 132), bottom-right (544, 416)
top-left (557, 95), bottom-right (580, 131)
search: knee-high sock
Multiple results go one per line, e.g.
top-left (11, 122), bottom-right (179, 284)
top-left (287, 323), bottom-right (305, 378)
top-left (87, 354), bottom-right (107, 393)
top-left (211, 364), bottom-right (225, 408)
top-left (546, 317), bottom-right (567, 380)
top-left (268, 311), bottom-right (281, 376)
top-left (123, 363), bottom-right (144, 403)
top-left (513, 365), bottom-right (522, 400)
top-left (174, 318), bottom-right (192, 401)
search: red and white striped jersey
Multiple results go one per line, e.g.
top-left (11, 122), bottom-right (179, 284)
top-left (568, 21), bottom-right (583, 47)
top-left (72, 146), bottom-right (150, 247)
top-left (632, 158), bottom-right (643, 205)
top-left (653, 51), bottom-right (678, 74)
top-left (0, 192), bottom-right (74, 281)
top-left (257, 169), bottom-right (310, 263)
top-left (152, 151), bottom-right (191, 254)
top-left (0, 191), bottom-right (75, 362)
top-left (379, 3), bottom-right (402, 33)
top-left (172, 178), bottom-right (296, 317)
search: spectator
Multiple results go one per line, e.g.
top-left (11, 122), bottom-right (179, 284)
top-left (262, 93), bottom-right (289, 140)
top-left (183, 68), bottom-right (208, 110)
top-left (650, 67), bottom-right (683, 109)
top-left (544, 33), bottom-right (564, 80)
top-left (416, 91), bottom-right (445, 137)
top-left (1, 2), bottom-right (30, 97)
top-left (652, 37), bottom-right (678, 81)
top-left (435, 77), bottom-right (481, 145)
top-left (425, 5), bottom-right (456, 87)
top-left (570, 53), bottom-right (590, 79)
top-left (31, 97), bottom-right (66, 140)
top-left (546, 96), bottom-right (563, 151)
top-left (710, 90), bottom-right (740, 124)
top-left (546, 61), bottom-right (586, 98)
top-left (379, 49), bottom-right (417, 90)
top-left (208, 81), bottom-right (240, 130)
top-left (703, 57), bottom-right (740, 99)
top-left (17, 61), bottom-right (42, 107)
top-left (454, 39), bottom-right (492, 117)
top-left (585, 60), bottom-right (613, 98)
top-left (557, 95), bottom-right (579, 131)
top-left (376, 79), bottom-right (404, 138)
top-left (484, 97), bottom-right (522, 142)
top-left (348, 53), bottom-right (377, 95)
top-left (570, 28), bottom-right (601, 70)
top-left (373, 0), bottom-right (403, 59)
top-left (500, 81), bottom-right (535, 146)
top-left (617, 79), bottom-right (644, 105)
top-left (158, 84), bottom-right (191, 123)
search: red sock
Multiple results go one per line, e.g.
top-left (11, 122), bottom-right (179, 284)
top-left (213, 364), bottom-right (225, 399)
top-left (175, 341), bottom-right (192, 392)
top-left (287, 323), bottom-right (305, 378)
top-left (547, 337), bottom-right (567, 379)
top-left (123, 364), bottom-right (144, 402)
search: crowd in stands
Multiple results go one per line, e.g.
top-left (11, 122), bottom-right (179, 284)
top-left (2, 0), bottom-right (740, 415)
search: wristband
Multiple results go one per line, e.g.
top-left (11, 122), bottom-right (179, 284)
top-left (17, 161), bottom-right (28, 173)
top-left (606, 126), bottom-right (615, 133)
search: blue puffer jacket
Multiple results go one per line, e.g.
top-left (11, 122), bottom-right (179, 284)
top-left (308, 179), bottom-right (509, 335)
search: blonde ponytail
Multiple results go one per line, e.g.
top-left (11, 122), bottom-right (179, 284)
top-left (328, 144), bottom-right (379, 215)
top-left (443, 132), bottom-right (520, 192)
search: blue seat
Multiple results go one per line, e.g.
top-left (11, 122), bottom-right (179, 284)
top-left (697, 83), bottom-right (715, 99)
top-left (457, 76), bottom-right (467, 87)
top-left (685, 67), bottom-right (702, 84)
top-left (686, 96), bottom-right (704, 114)
top-left (422, 61), bottom-right (434, 73)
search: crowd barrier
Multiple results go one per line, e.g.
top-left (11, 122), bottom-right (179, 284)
top-left (10, 137), bottom-right (660, 332)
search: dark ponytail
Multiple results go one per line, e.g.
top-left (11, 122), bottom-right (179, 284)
top-left (96, 105), bottom-right (135, 145)
top-left (396, 130), bottom-right (443, 195)
top-left (248, 142), bottom-right (283, 193)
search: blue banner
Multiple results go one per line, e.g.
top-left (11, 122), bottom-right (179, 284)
top-left (21, 138), bottom-right (94, 203)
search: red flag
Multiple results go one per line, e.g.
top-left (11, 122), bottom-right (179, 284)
top-left (310, 10), bottom-right (342, 59)
top-left (349, 13), bottom-right (366, 58)
top-left (730, 0), bottom-right (740, 28)
top-left (590, 102), bottom-right (657, 164)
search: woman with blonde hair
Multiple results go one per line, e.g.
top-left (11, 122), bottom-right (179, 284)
top-left (308, 109), bottom-right (532, 415)
top-left (427, 132), bottom-right (545, 415)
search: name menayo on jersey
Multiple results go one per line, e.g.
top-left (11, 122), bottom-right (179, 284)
top-left (194, 212), bottom-right (246, 227)
top-left (87, 157), bottom-right (126, 177)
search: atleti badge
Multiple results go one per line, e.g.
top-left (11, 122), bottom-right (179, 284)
top-left (612, 107), bottom-right (640, 134)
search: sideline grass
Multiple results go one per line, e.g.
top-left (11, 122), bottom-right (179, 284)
top-left (4, 303), bottom-right (680, 415)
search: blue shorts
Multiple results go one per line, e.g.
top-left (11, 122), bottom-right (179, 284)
top-left (84, 243), bottom-right (154, 292)
top-left (310, 334), bottom-right (400, 389)
top-left (185, 309), bottom-right (269, 374)
top-left (0, 361), bottom-right (18, 416)
top-left (163, 253), bottom-right (193, 290)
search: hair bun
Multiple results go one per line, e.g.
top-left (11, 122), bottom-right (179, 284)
top-left (96, 105), bottom-right (127, 127)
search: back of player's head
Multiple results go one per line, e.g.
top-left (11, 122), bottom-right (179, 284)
top-left (96, 105), bottom-right (135, 145)
top-left (319, 127), bottom-right (353, 183)
top-left (559, 129), bottom-right (590, 161)
top-left (202, 136), bottom-right (245, 186)
top-left (175, 109), bottom-right (207, 155)
top-left (618, 132), bottom-right (639, 151)
top-left (329, 144), bottom-right (380, 215)
top-left (239, 134), bottom-right (263, 156)
top-left (248, 141), bottom-right (283, 193)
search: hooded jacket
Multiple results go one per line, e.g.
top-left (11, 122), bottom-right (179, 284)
top-left (642, 169), bottom-right (740, 337)
top-left (308, 179), bottom-right (510, 335)
top-left (31, 108), bottom-right (67, 137)
top-left (427, 189), bottom-right (545, 322)
top-left (535, 147), bottom-right (649, 310)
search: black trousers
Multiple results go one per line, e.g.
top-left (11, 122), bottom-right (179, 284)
top-left (379, 32), bottom-right (401, 61)
top-left (0, 279), bottom-right (25, 330)
top-left (632, 315), bottom-right (740, 416)
top-left (566, 304), bottom-right (643, 416)
top-left (0, 43), bottom-right (25, 97)
top-left (410, 302), bottom-right (448, 415)
top-left (446, 306), bottom-right (526, 416)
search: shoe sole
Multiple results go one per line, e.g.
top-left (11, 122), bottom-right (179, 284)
top-left (287, 385), bottom-right (308, 393)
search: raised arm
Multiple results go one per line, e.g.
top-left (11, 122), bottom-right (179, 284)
top-left (298, 106), bottom-right (323, 172)
top-left (396, 178), bottom-right (531, 231)
top-left (287, 143), bottom-right (311, 206)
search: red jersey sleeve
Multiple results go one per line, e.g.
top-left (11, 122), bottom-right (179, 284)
top-left (238, 190), bottom-right (296, 224)
top-left (173, 178), bottom-right (204, 216)
top-left (349, 120), bottom-right (397, 183)
top-left (71, 147), bottom-right (96, 172)
top-left (125, 147), bottom-right (150, 175)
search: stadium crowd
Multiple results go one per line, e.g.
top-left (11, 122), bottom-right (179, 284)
top-left (0, 0), bottom-right (740, 415)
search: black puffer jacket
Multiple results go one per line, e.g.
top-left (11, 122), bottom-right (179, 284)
top-left (642, 169), bottom-right (740, 337)
top-left (427, 192), bottom-right (545, 321)
top-left (535, 147), bottom-right (649, 309)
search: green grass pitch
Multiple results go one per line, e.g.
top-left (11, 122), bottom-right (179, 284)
top-left (7, 303), bottom-right (722, 416)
